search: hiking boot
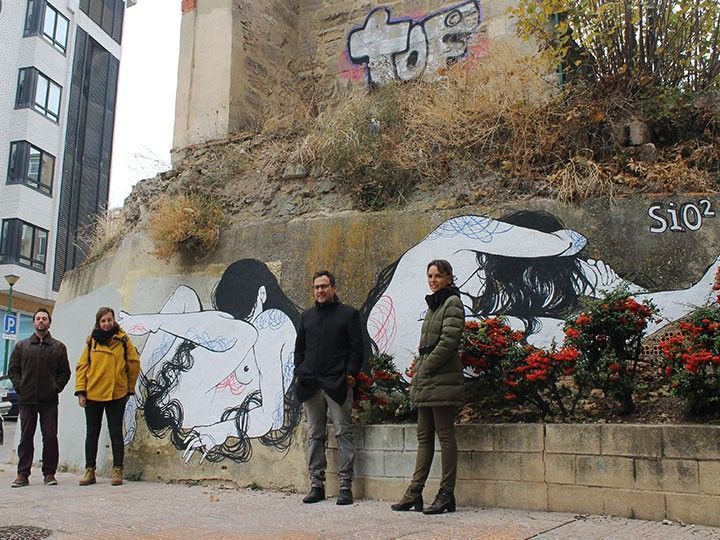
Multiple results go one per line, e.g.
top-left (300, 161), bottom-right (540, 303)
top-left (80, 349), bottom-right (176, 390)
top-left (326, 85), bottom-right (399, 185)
top-left (336, 487), bottom-right (353, 505)
top-left (11, 474), bottom-right (29, 488)
top-left (302, 486), bottom-right (325, 503)
top-left (111, 466), bottom-right (123, 486)
top-left (79, 467), bottom-right (96, 486)
top-left (43, 474), bottom-right (58, 486)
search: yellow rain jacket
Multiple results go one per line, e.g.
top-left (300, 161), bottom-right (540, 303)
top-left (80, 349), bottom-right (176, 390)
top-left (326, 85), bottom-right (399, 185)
top-left (75, 330), bottom-right (140, 402)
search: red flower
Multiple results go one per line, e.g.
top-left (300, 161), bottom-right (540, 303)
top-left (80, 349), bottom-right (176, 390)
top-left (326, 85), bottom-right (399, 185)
top-left (565, 327), bottom-right (580, 339)
top-left (576, 313), bottom-right (592, 326)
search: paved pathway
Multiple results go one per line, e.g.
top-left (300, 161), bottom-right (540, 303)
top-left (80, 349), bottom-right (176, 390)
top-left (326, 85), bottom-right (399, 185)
top-left (1, 467), bottom-right (719, 539)
top-left (1, 421), bottom-right (719, 539)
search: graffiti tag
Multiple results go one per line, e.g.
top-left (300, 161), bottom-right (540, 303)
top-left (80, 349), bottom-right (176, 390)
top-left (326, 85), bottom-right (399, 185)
top-left (647, 199), bottom-right (716, 233)
top-left (347, 0), bottom-right (482, 86)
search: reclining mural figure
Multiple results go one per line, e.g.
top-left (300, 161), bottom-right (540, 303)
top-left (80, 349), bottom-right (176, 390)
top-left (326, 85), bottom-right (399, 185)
top-left (120, 260), bottom-right (301, 464)
top-left (363, 211), bottom-right (720, 377)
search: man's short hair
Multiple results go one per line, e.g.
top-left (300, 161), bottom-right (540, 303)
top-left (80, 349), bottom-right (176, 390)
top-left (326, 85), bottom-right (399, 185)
top-left (312, 270), bottom-right (336, 287)
top-left (34, 308), bottom-right (52, 323)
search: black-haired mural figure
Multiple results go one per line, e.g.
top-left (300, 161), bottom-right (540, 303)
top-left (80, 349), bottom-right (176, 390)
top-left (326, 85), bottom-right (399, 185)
top-left (120, 260), bottom-right (301, 463)
top-left (363, 211), bottom-right (720, 377)
top-left (116, 214), bottom-right (719, 466)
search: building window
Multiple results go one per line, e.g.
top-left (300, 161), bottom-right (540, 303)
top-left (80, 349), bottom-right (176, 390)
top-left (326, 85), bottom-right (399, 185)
top-left (24, 1), bottom-right (69, 53)
top-left (15, 67), bottom-right (62, 122)
top-left (0, 219), bottom-right (48, 272)
top-left (79, 0), bottom-right (124, 43)
top-left (7, 141), bottom-right (54, 196)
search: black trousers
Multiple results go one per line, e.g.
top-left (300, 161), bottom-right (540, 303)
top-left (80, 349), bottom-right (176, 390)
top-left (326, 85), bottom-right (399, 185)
top-left (17, 402), bottom-right (59, 477)
top-left (84, 397), bottom-right (127, 468)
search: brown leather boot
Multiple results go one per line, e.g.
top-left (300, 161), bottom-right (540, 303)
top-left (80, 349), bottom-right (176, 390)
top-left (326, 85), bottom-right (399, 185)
top-left (111, 466), bottom-right (123, 486)
top-left (79, 467), bottom-right (96, 486)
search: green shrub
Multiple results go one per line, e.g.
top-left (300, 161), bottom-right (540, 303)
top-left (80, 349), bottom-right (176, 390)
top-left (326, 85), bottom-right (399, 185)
top-left (354, 353), bottom-right (415, 424)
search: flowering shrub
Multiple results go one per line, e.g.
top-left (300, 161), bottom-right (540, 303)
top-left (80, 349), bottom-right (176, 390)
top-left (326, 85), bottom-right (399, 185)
top-left (459, 318), bottom-right (527, 401)
top-left (660, 307), bottom-right (720, 414)
top-left (508, 346), bottom-right (581, 417)
top-left (353, 353), bottom-right (414, 424)
top-left (563, 289), bottom-right (657, 414)
top-left (460, 317), bottom-right (580, 418)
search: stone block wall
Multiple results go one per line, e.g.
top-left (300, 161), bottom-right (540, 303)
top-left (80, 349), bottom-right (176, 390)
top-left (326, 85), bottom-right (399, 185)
top-left (173, 0), bottom-right (528, 151)
top-left (327, 424), bottom-right (720, 527)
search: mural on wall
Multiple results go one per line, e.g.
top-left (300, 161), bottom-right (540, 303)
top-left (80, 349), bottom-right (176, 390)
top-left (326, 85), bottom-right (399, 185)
top-left (120, 260), bottom-right (301, 464)
top-left (346, 0), bottom-right (483, 86)
top-left (362, 211), bottom-right (720, 376)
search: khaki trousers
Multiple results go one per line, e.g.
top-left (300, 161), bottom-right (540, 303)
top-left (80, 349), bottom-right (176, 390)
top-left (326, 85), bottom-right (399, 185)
top-left (410, 406), bottom-right (457, 492)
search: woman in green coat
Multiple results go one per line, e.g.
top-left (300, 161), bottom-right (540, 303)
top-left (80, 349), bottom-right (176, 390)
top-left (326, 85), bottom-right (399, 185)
top-left (391, 259), bottom-right (465, 514)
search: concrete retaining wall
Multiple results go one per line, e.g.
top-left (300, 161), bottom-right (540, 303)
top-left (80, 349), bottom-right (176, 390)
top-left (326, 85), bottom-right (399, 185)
top-left (45, 197), bottom-right (720, 526)
top-left (329, 424), bottom-right (720, 527)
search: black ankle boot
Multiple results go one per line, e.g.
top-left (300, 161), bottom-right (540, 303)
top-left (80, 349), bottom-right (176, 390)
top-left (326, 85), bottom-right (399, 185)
top-left (423, 488), bottom-right (456, 514)
top-left (302, 486), bottom-right (325, 503)
top-left (390, 488), bottom-right (423, 512)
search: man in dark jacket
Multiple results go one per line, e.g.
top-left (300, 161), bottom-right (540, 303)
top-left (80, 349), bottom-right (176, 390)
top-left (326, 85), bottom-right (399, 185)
top-left (294, 271), bottom-right (363, 506)
top-left (8, 308), bottom-right (70, 487)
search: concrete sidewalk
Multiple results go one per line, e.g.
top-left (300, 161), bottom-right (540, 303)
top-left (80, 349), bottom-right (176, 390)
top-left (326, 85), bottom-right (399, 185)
top-left (0, 467), bottom-right (719, 540)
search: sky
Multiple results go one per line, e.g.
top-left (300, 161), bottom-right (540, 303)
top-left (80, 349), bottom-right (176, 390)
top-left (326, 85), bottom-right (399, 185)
top-left (109, 0), bottom-right (181, 208)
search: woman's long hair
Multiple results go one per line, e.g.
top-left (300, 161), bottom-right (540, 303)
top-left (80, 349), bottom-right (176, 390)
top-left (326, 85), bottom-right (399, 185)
top-left (143, 259), bottom-right (302, 462)
top-left (212, 259), bottom-right (302, 453)
top-left (361, 211), bottom-right (594, 345)
top-left (472, 210), bottom-right (592, 334)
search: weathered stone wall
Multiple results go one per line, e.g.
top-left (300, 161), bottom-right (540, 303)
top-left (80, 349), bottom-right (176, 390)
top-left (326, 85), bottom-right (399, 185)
top-left (50, 196), bottom-right (720, 521)
top-left (173, 0), bottom-right (300, 151)
top-left (334, 424), bottom-right (720, 527)
top-left (173, 0), bottom-right (527, 153)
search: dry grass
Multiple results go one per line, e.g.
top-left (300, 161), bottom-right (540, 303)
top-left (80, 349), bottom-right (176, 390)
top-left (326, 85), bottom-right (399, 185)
top-left (76, 209), bottom-right (125, 264)
top-left (148, 194), bottom-right (226, 260)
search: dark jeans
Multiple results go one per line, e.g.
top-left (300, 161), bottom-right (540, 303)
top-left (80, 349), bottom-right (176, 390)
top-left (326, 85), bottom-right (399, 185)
top-left (17, 402), bottom-right (59, 477)
top-left (85, 397), bottom-right (127, 468)
top-left (410, 406), bottom-right (458, 493)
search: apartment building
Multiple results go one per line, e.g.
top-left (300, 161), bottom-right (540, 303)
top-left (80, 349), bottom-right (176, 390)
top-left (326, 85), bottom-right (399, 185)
top-left (0, 0), bottom-right (126, 363)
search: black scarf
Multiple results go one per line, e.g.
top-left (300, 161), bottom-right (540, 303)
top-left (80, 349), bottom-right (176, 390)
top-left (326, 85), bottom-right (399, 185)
top-left (91, 326), bottom-right (119, 345)
top-left (425, 286), bottom-right (461, 311)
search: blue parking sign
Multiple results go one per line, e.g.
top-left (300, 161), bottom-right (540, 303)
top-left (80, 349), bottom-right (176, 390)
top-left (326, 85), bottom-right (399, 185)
top-left (3, 314), bottom-right (18, 337)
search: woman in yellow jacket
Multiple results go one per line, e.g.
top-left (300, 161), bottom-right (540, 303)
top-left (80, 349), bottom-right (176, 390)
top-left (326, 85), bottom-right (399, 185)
top-left (75, 307), bottom-right (140, 486)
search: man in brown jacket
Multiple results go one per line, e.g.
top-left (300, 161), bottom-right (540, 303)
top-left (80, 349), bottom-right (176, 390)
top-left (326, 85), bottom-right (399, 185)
top-left (8, 308), bottom-right (70, 487)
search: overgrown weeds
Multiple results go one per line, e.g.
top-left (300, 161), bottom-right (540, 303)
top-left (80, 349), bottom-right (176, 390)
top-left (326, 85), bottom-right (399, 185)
top-left (292, 46), bottom-right (718, 207)
top-left (148, 193), bottom-right (226, 260)
top-left (76, 209), bottom-right (125, 264)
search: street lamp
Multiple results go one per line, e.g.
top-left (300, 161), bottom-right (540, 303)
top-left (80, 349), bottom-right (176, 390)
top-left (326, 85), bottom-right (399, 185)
top-left (3, 274), bottom-right (20, 376)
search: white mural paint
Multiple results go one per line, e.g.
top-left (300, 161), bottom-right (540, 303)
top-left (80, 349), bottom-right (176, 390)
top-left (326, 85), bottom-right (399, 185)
top-left (348, 0), bottom-right (482, 85)
top-left (120, 260), bottom-right (301, 464)
top-left (363, 212), bottom-right (720, 376)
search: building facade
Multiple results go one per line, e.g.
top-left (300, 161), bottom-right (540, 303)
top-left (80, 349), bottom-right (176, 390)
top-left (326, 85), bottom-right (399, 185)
top-left (0, 0), bottom-right (125, 363)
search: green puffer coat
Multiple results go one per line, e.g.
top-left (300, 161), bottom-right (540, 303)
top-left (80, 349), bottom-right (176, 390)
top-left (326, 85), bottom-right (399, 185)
top-left (410, 292), bottom-right (465, 407)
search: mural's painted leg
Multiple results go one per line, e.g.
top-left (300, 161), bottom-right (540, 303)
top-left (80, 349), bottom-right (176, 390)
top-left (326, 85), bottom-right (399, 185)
top-left (643, 255), bottom-right (720, 334)
top-left (122, 286), bottom-right (204, 445)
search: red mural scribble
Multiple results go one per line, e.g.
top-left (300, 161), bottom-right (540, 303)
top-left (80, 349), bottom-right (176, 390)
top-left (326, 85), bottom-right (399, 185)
top-left (216, 371), bottom-right (247, 395)
top-left (367, 294), bottom-right (397, 352)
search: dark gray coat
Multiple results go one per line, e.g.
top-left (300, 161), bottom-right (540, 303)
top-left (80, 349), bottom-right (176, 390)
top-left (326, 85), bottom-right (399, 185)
top-left (410, 292), bottom-right (465, 408)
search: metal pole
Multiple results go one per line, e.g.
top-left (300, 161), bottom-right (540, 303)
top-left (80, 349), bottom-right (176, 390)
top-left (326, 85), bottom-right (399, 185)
top-left (2, 283), bottom-right (13, 376)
